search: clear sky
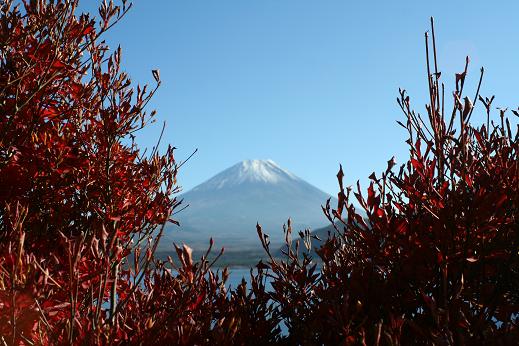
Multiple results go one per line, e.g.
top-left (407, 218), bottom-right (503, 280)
top-left (81, 0), bottom-right (519, 195)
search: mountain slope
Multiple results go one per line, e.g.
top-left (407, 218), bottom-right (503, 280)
top-left (162, 160), bottom-right (335, 251)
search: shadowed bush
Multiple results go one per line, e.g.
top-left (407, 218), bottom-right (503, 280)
top-left (0, 1), bottom-right (280, 343)
top-left (257, 18), bottom-right (518, 345)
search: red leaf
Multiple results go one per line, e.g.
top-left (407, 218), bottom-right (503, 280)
top-left (70, 82), bottom-right (82, 96)
top-left (410, 158), bottom-right (423, 171)
top-left (367, 183), bottom-right (375, 208)
top-left (52, 60), bottom-right (66, 69)
top-left (463, 173), bottom-right (473, 188)
top-left (395, 219), bottom-right (407, 234)
top-left (437, 251), bottom-right (444, 264)
top-left (108, 215), bottom-right (121, 222)
top-left (188, 293), bottom-right (205, 311)
top-left (83, 25), bottom-right (94, 35)
top-left (15, 292), bottom-right (33, 309)
top-left (42, 107), bottom-right (59, 119)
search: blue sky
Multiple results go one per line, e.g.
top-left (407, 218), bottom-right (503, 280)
top-left (82, 0), bottom-right (519, 195)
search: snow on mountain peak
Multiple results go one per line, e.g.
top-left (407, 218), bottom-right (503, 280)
top-left (191, 159), bottom-right (300, 191)
top-left (238, 159), bottom-right (296, 183)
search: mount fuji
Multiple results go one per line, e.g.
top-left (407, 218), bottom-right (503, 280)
top-left (161, 160), bottom-right (335, 252)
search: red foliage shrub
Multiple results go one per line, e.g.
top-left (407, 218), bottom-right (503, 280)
top-left (0, 1), bottom-right (278, 344)
top-left (258, 19), bottom-right (518, 345)
top-left (1, 0), bottom-right (194, 343)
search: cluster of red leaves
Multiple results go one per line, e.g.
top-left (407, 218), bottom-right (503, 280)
top-left (256, 20), bottom-right (518, 345)
top-left (1, 1), bottom-right (517, 345)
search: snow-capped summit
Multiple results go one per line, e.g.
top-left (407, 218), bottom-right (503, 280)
top-left (163, 160), bottom-right (335, 251)
top-left (238, 159), bottom-right (298, 183)
top-left (192, 159), bottom-right (300, 191)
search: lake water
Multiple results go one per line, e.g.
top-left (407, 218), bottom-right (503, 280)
top-left (226, 267), bottom-right (254, 287)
